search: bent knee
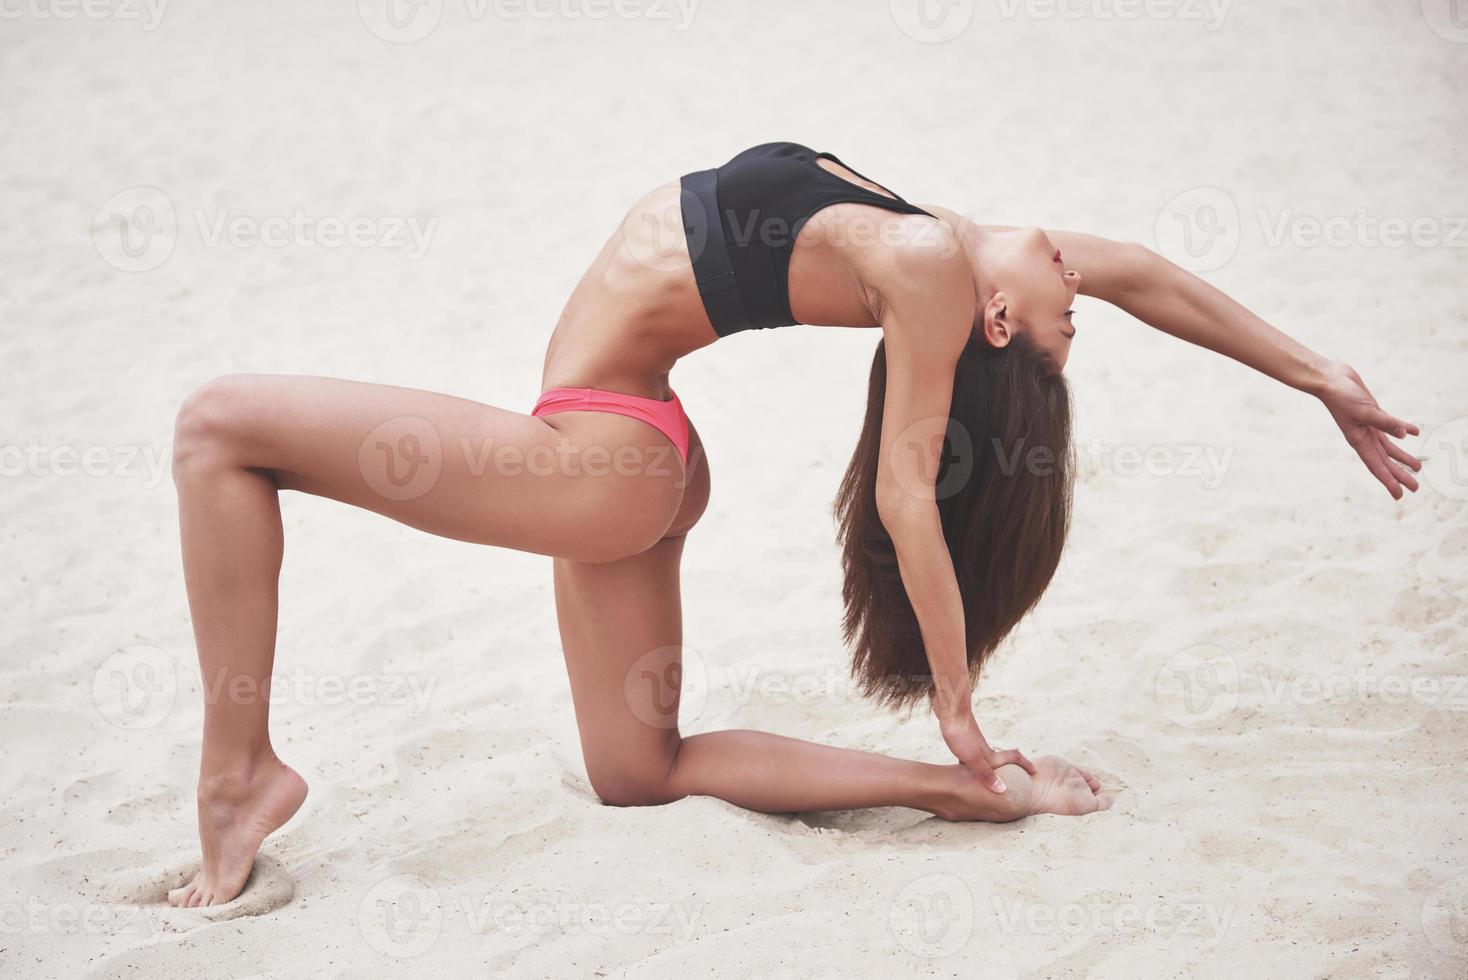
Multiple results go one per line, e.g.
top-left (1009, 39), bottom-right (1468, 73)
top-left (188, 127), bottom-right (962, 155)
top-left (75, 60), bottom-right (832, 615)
top-left (171, 374), bottom-right (268, 479)
top-left (586, 760), bottom-right (684, 808)
top-left (592, 779), bottom-right (684, 809)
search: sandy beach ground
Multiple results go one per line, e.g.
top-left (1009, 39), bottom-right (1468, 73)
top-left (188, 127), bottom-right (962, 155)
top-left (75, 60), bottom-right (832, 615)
top-left (2, 1), bottom-right (1465, 976)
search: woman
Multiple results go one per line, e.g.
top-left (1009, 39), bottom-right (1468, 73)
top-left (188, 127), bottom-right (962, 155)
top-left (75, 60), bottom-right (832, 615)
top-left (165, 141), bottom-right (1420, 908)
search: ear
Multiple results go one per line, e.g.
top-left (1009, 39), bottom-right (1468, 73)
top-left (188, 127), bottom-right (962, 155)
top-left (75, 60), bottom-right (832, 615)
top-left (981, 291), bottom-right (1013, 348)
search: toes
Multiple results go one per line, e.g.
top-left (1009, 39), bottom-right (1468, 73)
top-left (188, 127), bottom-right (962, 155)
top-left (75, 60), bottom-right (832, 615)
top-left (187, 887), bottom-right (206, 909)
top-left (166, 885), bottom-right (191, 908)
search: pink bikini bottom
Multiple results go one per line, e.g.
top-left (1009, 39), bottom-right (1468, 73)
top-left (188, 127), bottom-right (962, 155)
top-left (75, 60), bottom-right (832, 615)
top-left (530, 386), bottom-right (691, 464)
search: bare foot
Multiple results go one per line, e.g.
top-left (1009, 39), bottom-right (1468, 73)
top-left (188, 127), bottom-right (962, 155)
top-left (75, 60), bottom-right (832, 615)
top-left (936, 754), bottom-right (1113, 822)
top-left (1023, 755), bottom-right (1114, 816)
top-left (168, 754), bottom-right (307, 908)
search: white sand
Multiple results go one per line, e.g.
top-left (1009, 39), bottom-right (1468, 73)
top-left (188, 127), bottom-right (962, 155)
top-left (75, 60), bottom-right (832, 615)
top-left (2, 1), bottom-right (1466, 976)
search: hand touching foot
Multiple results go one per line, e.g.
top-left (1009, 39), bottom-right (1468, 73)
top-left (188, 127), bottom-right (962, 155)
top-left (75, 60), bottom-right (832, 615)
top-left (936, 754), bottom-right (1113, 822)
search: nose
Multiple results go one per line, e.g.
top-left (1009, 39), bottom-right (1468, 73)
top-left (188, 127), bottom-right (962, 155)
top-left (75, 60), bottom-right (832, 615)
top-left (1064, 269), bottom-right (1082, 292)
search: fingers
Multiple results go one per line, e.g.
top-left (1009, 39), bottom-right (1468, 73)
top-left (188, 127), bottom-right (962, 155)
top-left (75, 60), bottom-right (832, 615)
top-left (1381, 446), bottom-right (1420, 493)
top-left (1368, 435), bottom-right (1418, 495)
top-left (1074, 766), bottom-right (1113, 812)
top-left (1076, 766), bottom-right (1101, 793)
top-left (1370, 407), bottom-right (1419, 439)
top-left (960, 754), bottom-right (1005, 793)
top-left (969, 761), bottom-right (1006, 794)
top-left (1356, 436), bottom-right (1403, 499)
top-left (1381, 435), bottom-right (1423, 472)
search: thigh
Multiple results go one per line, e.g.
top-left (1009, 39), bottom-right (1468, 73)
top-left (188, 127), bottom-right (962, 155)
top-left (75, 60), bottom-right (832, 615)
top-left (182, 374), bottom-right (685, 561)
top-left (554, 534), bottom-right (687, 801)
top-left (552, 425), bottom-right (710, 801)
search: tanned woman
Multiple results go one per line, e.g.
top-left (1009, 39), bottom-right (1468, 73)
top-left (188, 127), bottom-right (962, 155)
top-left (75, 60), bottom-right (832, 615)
top-left (165, 141), bottom-right (1420, 907)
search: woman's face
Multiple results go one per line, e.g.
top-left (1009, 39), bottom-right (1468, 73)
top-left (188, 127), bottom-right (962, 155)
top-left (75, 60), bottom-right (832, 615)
top-left (979, 227), bottom-right (1082, 370)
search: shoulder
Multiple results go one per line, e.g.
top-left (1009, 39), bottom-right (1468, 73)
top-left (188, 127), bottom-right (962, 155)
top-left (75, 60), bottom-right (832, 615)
top-left (845, 211), bottom-right (973, 353)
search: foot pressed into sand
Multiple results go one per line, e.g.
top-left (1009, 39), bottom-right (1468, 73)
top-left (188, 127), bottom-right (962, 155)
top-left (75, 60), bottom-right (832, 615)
top-left (167, 754), bottom-right (307, 909)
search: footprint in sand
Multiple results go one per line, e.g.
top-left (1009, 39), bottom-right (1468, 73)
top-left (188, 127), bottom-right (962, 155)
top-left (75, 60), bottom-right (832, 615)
top-left (106, 853), bottom-right (296, 925)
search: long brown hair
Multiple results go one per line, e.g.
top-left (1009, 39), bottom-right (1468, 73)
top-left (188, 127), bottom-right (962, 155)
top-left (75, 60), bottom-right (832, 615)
top-left (834, 331), bottom-right (1074, 710)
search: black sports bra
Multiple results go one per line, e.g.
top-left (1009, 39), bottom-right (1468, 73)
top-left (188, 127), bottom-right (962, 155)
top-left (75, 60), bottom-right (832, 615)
top-left (679, 141), bottom-right (935, 337)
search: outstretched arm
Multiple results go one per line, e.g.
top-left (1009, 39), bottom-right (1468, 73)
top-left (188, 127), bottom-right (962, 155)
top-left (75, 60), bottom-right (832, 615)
top-left (1025, 228), bottom-right (1423, 499)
